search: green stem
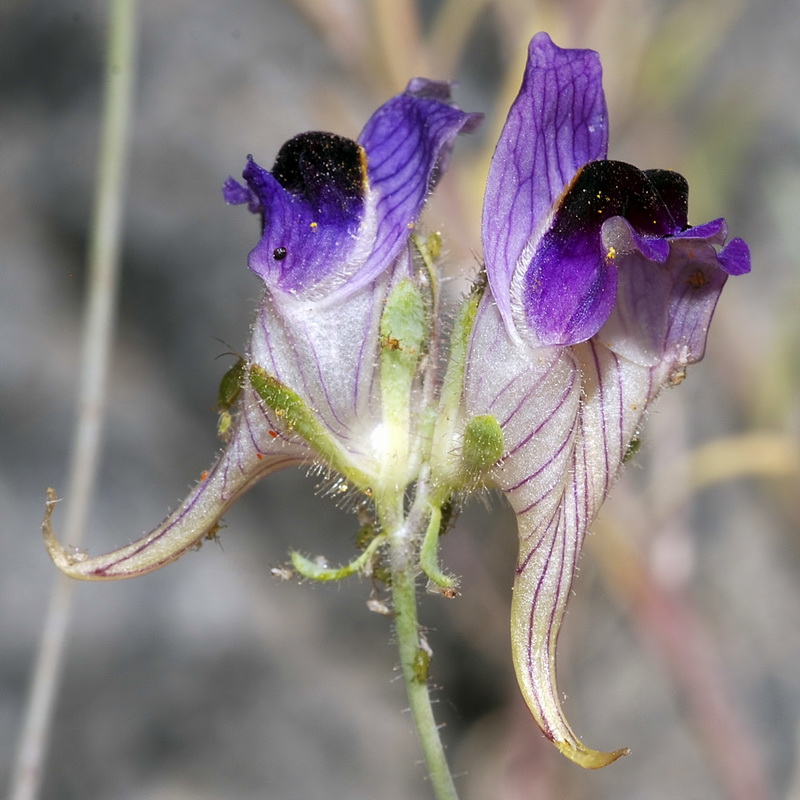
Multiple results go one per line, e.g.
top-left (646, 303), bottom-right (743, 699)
top-left (389, 523), bottom-right (459, 800)
top-left (290, 533), bottom-right (387, 581)
top-left (420, 504), bottom-right (458, 592)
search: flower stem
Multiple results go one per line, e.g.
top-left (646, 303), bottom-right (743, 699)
top-left (388, 523), bottom-right (459, 800)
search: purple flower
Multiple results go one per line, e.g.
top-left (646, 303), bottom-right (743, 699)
top-left (44, 81), bottom-right (480, 579)
top-left (465, 32), bottom-right (749, 768)
top-left (225, 78), bottom-right (480, 304)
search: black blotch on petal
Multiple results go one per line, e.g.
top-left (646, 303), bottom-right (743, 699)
top-left (643, 169), bottom-right (689, 230)
top-left (555, 160), bottom-right (688, 240)
top-left (272, 132), bottom-right (366, 222)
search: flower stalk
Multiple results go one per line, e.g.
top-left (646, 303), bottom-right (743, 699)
top-left (389, 524), bottom-right (459, 800)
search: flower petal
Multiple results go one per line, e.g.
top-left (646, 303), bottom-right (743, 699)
top-left (643, 168), bottom-right (689, 229)
top-left (464, 298), bottom-right (632, 767)
top-left (44, 393), bottom-right (305, 580)
top-left (230, 141), bottom-right (368, 295)
top-left (248, 250), bottom-right (416, 477)
top-left (339, 78), bottom-right (482, 302)
top-left (226, 82), bottom-right (480, 303)
top-left (483, 32), bottom-right (608, 333)
top-left (472, 29), bottom-right (752, 770)
top-left (599, 215), bottom-right (747, 367)
top-left (517, 161), bottom-right (687, 347)
top-left (465, 227), bottom-right (745, 762)
top-left (46, 198), bottom-right (425, 583)
top-left (717, 236), bottom-right (751, 275)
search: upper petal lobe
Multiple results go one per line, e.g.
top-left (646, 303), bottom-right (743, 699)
top-left (483, 32), bottom-right (608, 332)
top-left (226, 80), bottom-right (481, 303)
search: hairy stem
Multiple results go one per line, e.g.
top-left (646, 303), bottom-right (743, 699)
top-left (388, 516), bottom-right (459, 800)
top-left (9, 2), bottom-right (139, 798)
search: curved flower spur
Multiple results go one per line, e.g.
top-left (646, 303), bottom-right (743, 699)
top-left (464, 32), bottom-right (749, 768)
top-left (44, 80), bottom-right (481, 578)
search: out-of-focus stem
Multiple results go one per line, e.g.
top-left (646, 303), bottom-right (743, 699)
top-left (371, 0), bottom-right (427, 90)
top-left (9, 2), bottom-right (138, 798)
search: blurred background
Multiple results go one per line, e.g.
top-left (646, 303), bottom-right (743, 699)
top-left (2, 0), bottom-right (799, 798)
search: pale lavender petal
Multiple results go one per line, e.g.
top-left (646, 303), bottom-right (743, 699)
top-left (472, 30), bottom-right (752, 769)
top-left (249, 249), bottom-right (415, 473)
top-left (44, 398), bottom-right (305, 580)
top-left (593, 247), bottom-right (673, 367)
top-left (599, 216), bottom-right (746, 367)
top-left (464, 298), bottom-right (634, 767)
top-left (464, 233), bottom-right (745, 761)
top-left (506, 339), bottom-right (650, 768)
top-left (660, 239), bottom-right (733, 366)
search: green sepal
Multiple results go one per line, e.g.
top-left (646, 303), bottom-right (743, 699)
top-left (290, 533), bottom-right (387, 581)
top-left (216, 356), bottom-right (246, 411)
top-left (461, 414), bottom-right (504, 481)
top-left (622, 432), bottom-right (641, 464)
top-left (428, 288), bottom-right (487, 498)
top-left (441, 288), bottom-right (481, 405)
top-left (411, 230), bottom-right (442, 267)
top-left (420, 504), bottom-right (459, 593)
top-left (249, 364), bottom-right (373, 492)
top-left (216, 356), bottom-right (246, 438)
top-left (377, 278), bottom-right (428, 487)
top-left (380, 278), bottom-right (426, 376)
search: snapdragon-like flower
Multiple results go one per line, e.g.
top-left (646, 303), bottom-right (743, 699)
top-left (42, 32), bottom-right (750, 784)
top-left (465, 32), bottom-right (750, 768)
top-left (44, 80), bottom-right (480, 579)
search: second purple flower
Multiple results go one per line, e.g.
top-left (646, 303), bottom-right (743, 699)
top-left (465, 32), bottom-right (749, 767)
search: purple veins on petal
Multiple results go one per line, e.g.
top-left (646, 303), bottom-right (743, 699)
top-left (471, 29), bottom-right (752, 770)
top-left (482, 32), bottom-right (608, 329)
top-left (225, 81), bottom-right (480, 301)
top-left (43, 403), bottom-right (305, 581)
top-left (351, 80), bottom-right (483, 298)
top-left (598, 214), bottom-right (749, 367)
